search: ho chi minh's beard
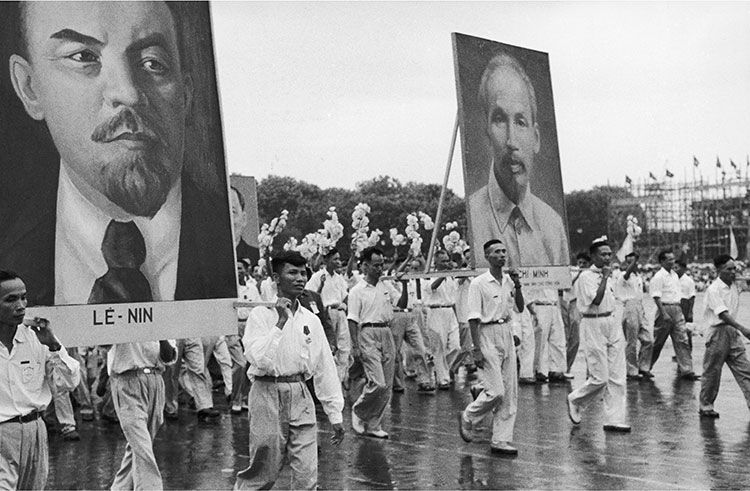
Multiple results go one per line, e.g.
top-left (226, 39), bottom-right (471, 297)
top-left (100, 151), bottom-right (175, 217)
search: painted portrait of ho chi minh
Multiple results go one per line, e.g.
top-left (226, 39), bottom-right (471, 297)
top-left (452, 33), bottom-right (571, 283)
top-left (0, 2), bottom-right (237, 344)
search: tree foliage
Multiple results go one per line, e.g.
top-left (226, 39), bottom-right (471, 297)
top-left (257, 175), bottom-right (466, 260)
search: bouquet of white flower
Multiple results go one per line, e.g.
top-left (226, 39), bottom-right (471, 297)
top-left (258, 209), bottom-right (289, 257)
top-left (351, 203), bottom-right (373, 255)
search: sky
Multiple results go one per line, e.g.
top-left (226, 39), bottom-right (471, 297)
top-left (210, 1), bottom-right (750, 196)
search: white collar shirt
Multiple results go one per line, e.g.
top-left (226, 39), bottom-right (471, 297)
top-left (574, 266), bottom-right (616, 314)
top-left (649, 268), bottom-right (682, 303)
top-left (347, 280), bottom-right (401, 324)
top-left (702, 278), bottom-right (739, 327)
top-left (242, 302), bottom-right (344, 424)
top-left (680, 274), bottom-right (697, 299)
top-left (304, 270), bottom-right (348, 307)
top-left (107, 340), bottom-right (177, 375)
top-left (0, 325), bottom-right (80, 422)
top-left (468, 165), bottom-right (570, 267)
top-left (55, 162), bottom-right (181, 304)
top-left (422, 276), bottom-right (458, 306)
top-left (466, 271), bottom-right (517, 324)
top-left (613, 270), bottom-right (643, 302)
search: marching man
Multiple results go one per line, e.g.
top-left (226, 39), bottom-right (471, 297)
top-left (236, 251), bottom-right (344, 490)
top-left (458, 239), bottom-right (524, 455)
top-left (567, 237), bottom-right (631, 433)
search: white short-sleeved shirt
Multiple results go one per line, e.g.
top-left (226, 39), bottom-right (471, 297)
top-left (612, 269), bottom-right (643, 302)
top-left (305, 270), bottom-right (348, 308)
top-left (649, 268), bottom-right (682, 303)
top-left (702, 278), bottom-right (739, 327)
top-left (347, 280), bottom-right (401, 324)
top-left (574, 266), bottom-right (616, 314)
top-left (422, 276), bottom-right (458, 307)
top-left (680, 274), bottom-right (696, 300)
top-left (466, 271), bottom-right (517, 324)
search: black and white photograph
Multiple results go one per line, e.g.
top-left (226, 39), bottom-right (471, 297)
top-left (1, 1), bottom-right (750, 490)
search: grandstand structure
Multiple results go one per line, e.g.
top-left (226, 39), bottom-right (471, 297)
top-left (608, 166), bottom-right (750, 263)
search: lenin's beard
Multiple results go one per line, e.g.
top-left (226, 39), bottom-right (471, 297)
top-left (92, 109), bottom-right (178, 217)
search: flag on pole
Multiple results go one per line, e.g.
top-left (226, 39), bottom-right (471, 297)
top-left (716, 156), bottom-right (722, 168)
top-left (693, 156), bottom-right (700, 167)
top-left (625, 175), bottom-right (632, 185)
top-left (730, 226), bottom-right (739, 259)
top-left (665, 169), bottom-right (674, 178)
top-left (649, 172), bottom-right (657, 181)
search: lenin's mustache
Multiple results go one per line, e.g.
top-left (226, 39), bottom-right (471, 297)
top-left (91, 108), bottom-right (160, 145)
top-left (91, 108), bottom-right (176, 218)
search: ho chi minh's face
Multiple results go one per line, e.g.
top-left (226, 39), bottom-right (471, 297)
top-left (10, 2), bottom-right (191, 217)
top-left (484, 66), bottom-right (540, 195)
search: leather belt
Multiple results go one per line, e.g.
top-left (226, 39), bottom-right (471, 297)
top-left (1, 411), bottom-right (40, 424)
top-left (428, 304), bottom-right (454, 309)
top-left (581, 312), bottom-right (613, 318)
top-left (662, 302), bottom-right (681, 306)
top-left (118, 367), bottom-right (160, 376)
top-left (533, 301), bottom-right (558, 306)
top-left (480, 319), bottom-right (509, 326)
top-left (254, 374), bottom-right (305, 383)
top-left (392, 308), bottom-right (413, 313)
top-left (361, 322), bottom-right (389, 328)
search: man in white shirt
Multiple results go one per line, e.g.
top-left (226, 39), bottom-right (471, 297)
top-left (698, 254), bottom-right (750, 418)
top-left (676, 259), bottom-right (697, 351)
top-left (649, 250), bottom-right (698, 379)
top-left (348, 247), bottom-right (404, 438)
top-left (229, 260), bottom-right (261, 414)
top-left (305, 248), bottom-right (350, 383)
top-left (236, 251), bottom-right (344, 490)
top-left (422, 250), bottom-right (461, 389)
top-left (457, 240), bottom-right (524, 455)
top-left (613, 252), bottom-right (653, 379)
top-left (567, 237), bottom-right (630, 433)
top-left (0, 271), bottom-right (80, 489)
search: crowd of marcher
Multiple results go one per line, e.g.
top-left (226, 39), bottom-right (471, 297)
top-left (2, 235), bottom-right (750, 489)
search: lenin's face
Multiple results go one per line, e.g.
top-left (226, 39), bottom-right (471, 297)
top-left (484, 66), bottom-right (540, 193)
top-left (10, 2), bottom-right (191, 217)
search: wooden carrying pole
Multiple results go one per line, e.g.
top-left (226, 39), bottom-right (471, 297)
top-left (424, 114), bottom-right (459, 274)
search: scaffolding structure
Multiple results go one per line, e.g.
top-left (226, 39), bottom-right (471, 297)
top-left (609, 166), bottom-right (750, 263)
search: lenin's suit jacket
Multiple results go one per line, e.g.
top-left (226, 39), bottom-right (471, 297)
top-left (0, 163), bottom-right (237, 307)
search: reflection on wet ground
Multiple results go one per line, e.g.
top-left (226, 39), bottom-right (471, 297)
top-left (49, 293), bottom-right (750, 489)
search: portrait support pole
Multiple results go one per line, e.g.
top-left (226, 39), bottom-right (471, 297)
top-left (424, 113), bottom-right (459, 274)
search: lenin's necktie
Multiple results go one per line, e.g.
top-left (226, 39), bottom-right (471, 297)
top-left (88, 220), bottom-right (154, 304)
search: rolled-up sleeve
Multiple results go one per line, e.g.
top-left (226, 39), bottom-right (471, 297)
top-left (467, 280), bottom-right (483, 322)
top-left (45, 346), bottom-right (80, 393)
top-left (649, 272), bottom-right (663, 298)
top-left (575, 272), bottom-right (599, 309)
top-left (347, 288), bottom-right (362, 324)
top-left (705, 286), bottom-right (728, 317)
top-left (242, 307), bottom-right (283, 372)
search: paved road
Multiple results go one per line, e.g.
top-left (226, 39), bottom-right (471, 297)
top-left (49, 292), bottom-right (750, 489)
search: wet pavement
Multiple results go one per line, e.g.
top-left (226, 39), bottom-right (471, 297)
top-left (49, 293), bottom-right (750, 489)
